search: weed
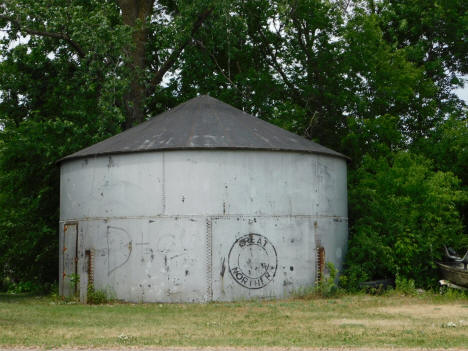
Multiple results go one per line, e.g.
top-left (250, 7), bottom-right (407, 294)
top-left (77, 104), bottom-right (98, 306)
top-left (69, 273), bottom-right (80, 297)
top-left (435, 286), bottom-right (468, 300)
top-left (316, 262), bottom-right (339, 297)
top-left (395, 274), bottom-right (417, 296)
top-left (117, 333), bottom-right (136, 344)
top-left (294, 262), bottom-right (341, 299)
top-left (87, 284), bottom-right (109, 304)
top-left (5, 280), bottom-right (53, 295)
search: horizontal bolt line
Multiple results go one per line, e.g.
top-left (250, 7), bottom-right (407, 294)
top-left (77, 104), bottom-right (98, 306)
top-left (60, 214), bottom-right (348, 222)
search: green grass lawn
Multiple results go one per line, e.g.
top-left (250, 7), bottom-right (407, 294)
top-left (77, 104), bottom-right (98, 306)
top-left (0, 292), bottom-right (467, 349)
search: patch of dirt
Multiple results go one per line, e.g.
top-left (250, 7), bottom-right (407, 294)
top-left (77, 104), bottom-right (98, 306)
top-left (331, 318), bottom-right (411, 328)
top-left (374, 304), bottom-right (468, 319)
top-left (1, 348), bottom-right (468, 351)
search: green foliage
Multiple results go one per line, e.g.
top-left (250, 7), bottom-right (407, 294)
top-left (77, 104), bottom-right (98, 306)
top-left (2, 279), bottom-right (54, 295)
top-left (395, 275), bottom-right (417, 296)
top-left (69, 273), bottom-right (80, 296)
top-left (344, 151), bottom-right (466, 289)
top-left (315, 262), bottom-right (340, 298)
top-left (413, 115), bottom-right (468, 186)
top-left (342, 114), bottom-right (404, 164)
top-left (87, 284), bottom-right (109, 305)
top-left (436, 286), bottom-right (468, 300)
top-left (0, 0), bottom-right (466, 289)
top-left (0, 0), bottom-right (128, 283)
top-left (294, 262), bottom-right (340, 299)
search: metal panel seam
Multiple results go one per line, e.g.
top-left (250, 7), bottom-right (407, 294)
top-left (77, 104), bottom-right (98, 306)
top-left (206, 217), bottom-right (213, 301)
top-left (162, 152), bottom-right (166, 214)
top-left (58, 215), bottom-right (349, 222)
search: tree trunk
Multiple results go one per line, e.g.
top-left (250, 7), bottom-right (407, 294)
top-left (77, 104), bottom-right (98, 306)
top-left (118, 0), bottom-right (154, 129)
top-left (117, 1), bottom-right (213, 129)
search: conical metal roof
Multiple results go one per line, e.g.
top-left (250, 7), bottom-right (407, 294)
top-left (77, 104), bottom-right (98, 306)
top-left (60, 95), bottom-right (347, 162)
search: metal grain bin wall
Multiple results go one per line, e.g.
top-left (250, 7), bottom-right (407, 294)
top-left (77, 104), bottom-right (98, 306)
top-left (58, 95), bottom-right (348, 302)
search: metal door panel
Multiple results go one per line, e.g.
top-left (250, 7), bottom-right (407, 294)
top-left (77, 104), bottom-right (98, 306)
top-left (211, 216), bottom-right (316, 301)
top-left (62, 223), bottom-right (78, 297)
top-left (83, 217), bottom-right (208, 302)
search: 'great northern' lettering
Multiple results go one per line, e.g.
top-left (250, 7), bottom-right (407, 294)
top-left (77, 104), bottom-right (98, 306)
top-left (228, 233), bottom-right (277, 289)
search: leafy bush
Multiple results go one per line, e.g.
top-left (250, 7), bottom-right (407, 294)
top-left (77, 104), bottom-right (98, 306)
top-left (315, 262), bottom-right (340, 297)
top-left (395, 275), bottom-right (417, 296)
top-left (344, 151), bottom-right (467, 289)
top-left (294, 262), bottom-right (341, 299)
top-left (436, 286), bottom-right (468, 300)
top-left (4, 279), bottom-right (54, 295)
top-left (87, 284), bottom-right (109, 304)
top-left (69, 273), bottom-right (80, 296)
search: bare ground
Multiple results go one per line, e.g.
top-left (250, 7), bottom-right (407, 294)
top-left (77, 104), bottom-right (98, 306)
top-left (1, 347), bottom-right (468, 351)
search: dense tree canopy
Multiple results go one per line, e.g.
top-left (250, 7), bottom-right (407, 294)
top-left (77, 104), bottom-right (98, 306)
top-left (0, 0), bottom-right (467, 289)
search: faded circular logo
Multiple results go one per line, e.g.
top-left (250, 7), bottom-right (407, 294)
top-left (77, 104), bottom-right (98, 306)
top-left (228, 233), bottom-right (277, 289)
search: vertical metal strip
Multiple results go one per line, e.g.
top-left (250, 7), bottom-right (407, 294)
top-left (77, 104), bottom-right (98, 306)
top-left (314, 220), bottom-right (321, 283)
top-left (162, 152), bottom-right (166, 214)
top-left (74, 223), bottom-right (80, 296)
top-left (206, 217), bottom-right (213, 301)
top-left (315, 158), bottom-right (319, 216)
top-left (317, 246), bottom-right (325, 283)
top-left (60, 223), bottom-right (66, 296)
top-left (86, 249), bottom-right (95, 287)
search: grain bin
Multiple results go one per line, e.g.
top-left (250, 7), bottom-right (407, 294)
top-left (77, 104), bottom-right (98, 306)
top-left (58, 95), bottom-right (348, 302)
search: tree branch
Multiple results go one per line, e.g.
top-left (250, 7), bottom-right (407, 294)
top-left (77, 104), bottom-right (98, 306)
top-left (258, 29), bottom-right (302, 100)
top-left (194, 39), bottom-right (248, 98)
top-left (151, 6), bottom-right (213, 86)
top-left (290, 8), bottom-right (314, 65)
top-left (0, 14), bottom-right (86, 58)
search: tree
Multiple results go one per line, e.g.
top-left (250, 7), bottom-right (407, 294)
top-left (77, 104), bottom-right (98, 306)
top-left (0, 0), bottom-right (466, 287)
top-left (177, 0), bottom-right (462, 156)
top-left (0, 0), bottom-right (214, 127)
top-left (0, 34), bottom-right (119, 283)
top-left (178, 0), bottom-right (468, 289)
top-left (344, 151), bottom-right (466, 288)
top-left (364, 0), bottom-right (468, 144)
top-left (180, 0), bottom-right (352, 149)
top-left (0, 0), bottom-right (215, 284)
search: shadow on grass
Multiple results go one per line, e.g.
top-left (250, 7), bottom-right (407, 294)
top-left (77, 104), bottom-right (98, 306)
top-left (0, 292), bottom-right (44, 302)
